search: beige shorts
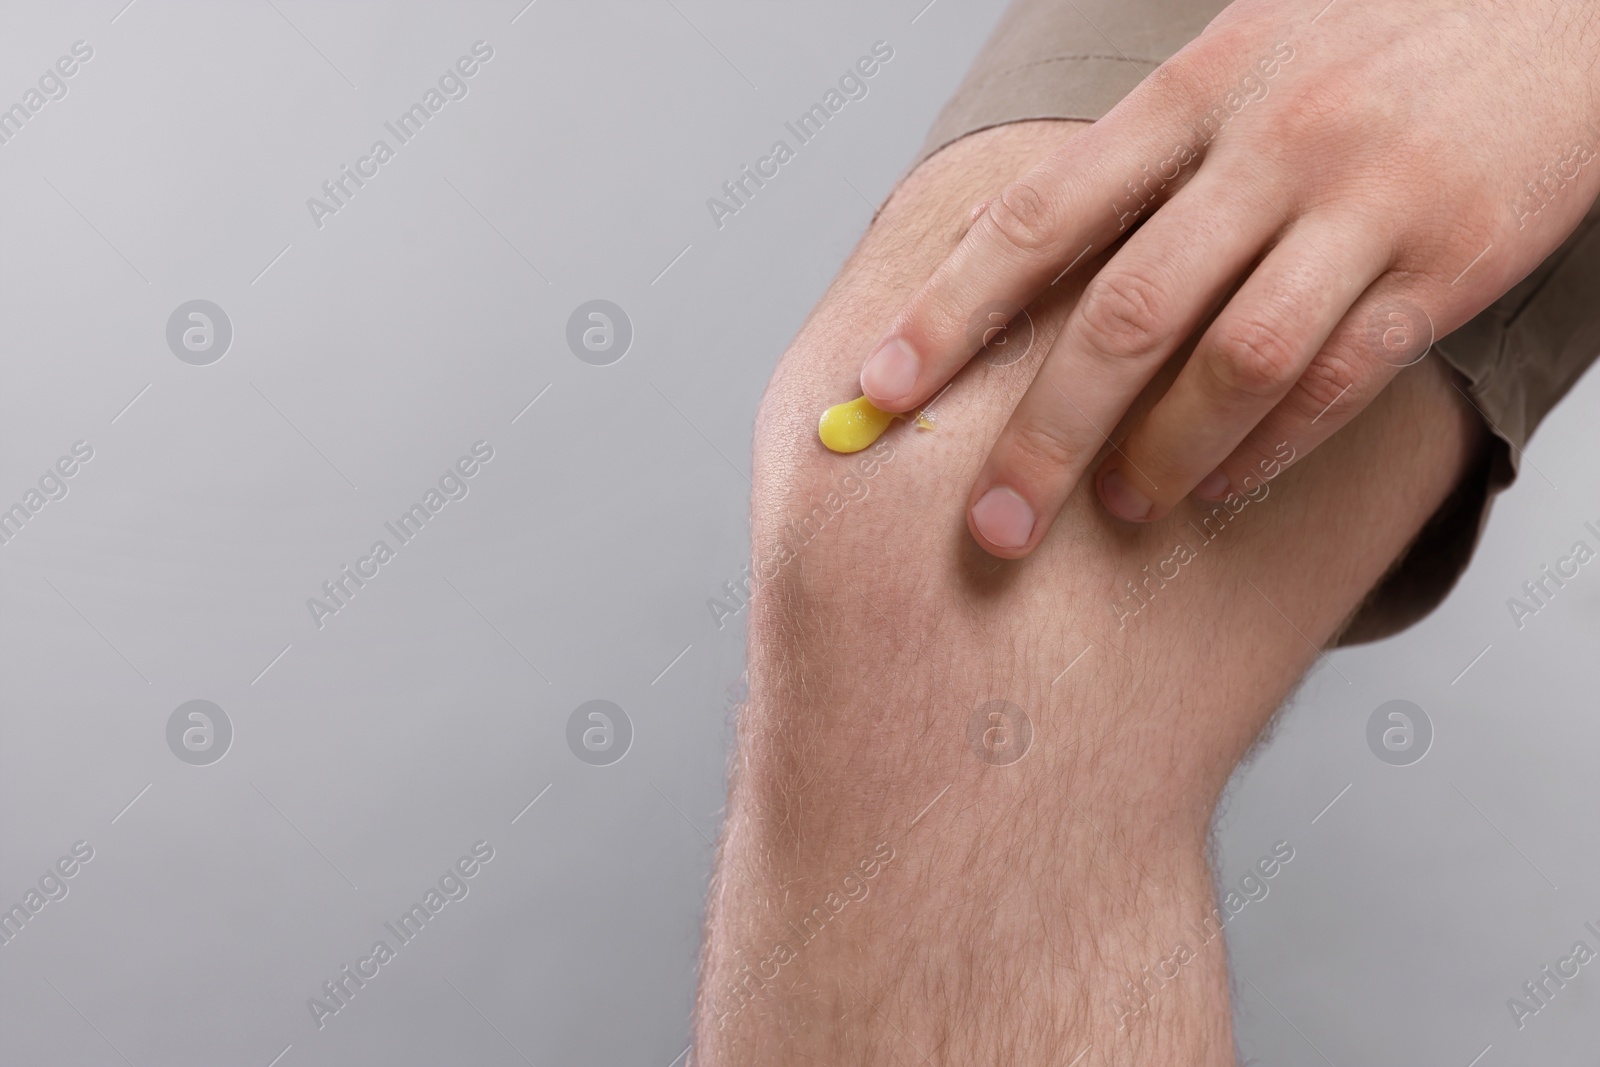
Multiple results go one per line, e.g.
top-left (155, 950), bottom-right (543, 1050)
top-left (916, 0), bottom-right (1600, 644)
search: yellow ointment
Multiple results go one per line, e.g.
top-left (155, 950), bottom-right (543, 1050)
top-left (818, 395), bottom-right (897, 453)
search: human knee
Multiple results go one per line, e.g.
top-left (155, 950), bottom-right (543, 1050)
top-left (742, 128), bottom-right (1093, 643)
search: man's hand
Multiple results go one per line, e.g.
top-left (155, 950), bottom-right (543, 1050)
top-left (854, 0), bottom-right (1600, 554)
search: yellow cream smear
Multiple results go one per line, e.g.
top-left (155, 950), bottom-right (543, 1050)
top-left (819, 395), bottom-right (897, 453)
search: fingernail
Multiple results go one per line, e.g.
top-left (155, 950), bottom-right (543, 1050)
top-left (861, 337), bottom-right (919, 404)
top-left (1195, 470), bottom-right (1230, 500)
top-left (972, 486), bottom-right (1035, 549)
top-left (1100, 469), bottom-right (1154, 522)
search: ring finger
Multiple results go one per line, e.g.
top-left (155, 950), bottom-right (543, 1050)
top-left (1097, 212), bottom-right (1392, 520)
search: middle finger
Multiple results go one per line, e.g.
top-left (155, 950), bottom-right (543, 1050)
top-left (966, 170), bottom-right (1281, 555)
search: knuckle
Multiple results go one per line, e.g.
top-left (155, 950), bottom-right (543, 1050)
top-left (1003, 418), bottom-right (1078, 477)
top-left (898, 298), bottom-right (957, 356)
top-left (1208, 316), bottom-right (1302, 398)
top-left (986, 177), bottom-right (1057, 253)
top-left (1293, 346), bottom-right (1365, 418)
top-left (1077, 270), bottom-right (1170, 360)
top-left (1145, 53), bottom-right (1210, 105)
top-left (1263, 78), bottom-right (1360, 145)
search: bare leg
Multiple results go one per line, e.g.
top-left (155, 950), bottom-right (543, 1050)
top-left (693, 120), bottom-right (1483, 1066)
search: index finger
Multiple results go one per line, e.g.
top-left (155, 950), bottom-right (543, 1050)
top-left (857, 66), bottom-right (1212, 412)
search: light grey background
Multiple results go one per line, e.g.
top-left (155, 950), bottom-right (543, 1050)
top-left (0, 2), bottom-right (1595, 1065)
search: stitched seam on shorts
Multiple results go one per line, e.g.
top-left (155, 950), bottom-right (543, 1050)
top-left (955, 53), bottom-right (1165, 100)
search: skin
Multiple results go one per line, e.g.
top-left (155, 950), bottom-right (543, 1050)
top-left (693, 118), bottom-right (1483, 1065)
top-left (854, 0), bottom-right (1600, 555)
